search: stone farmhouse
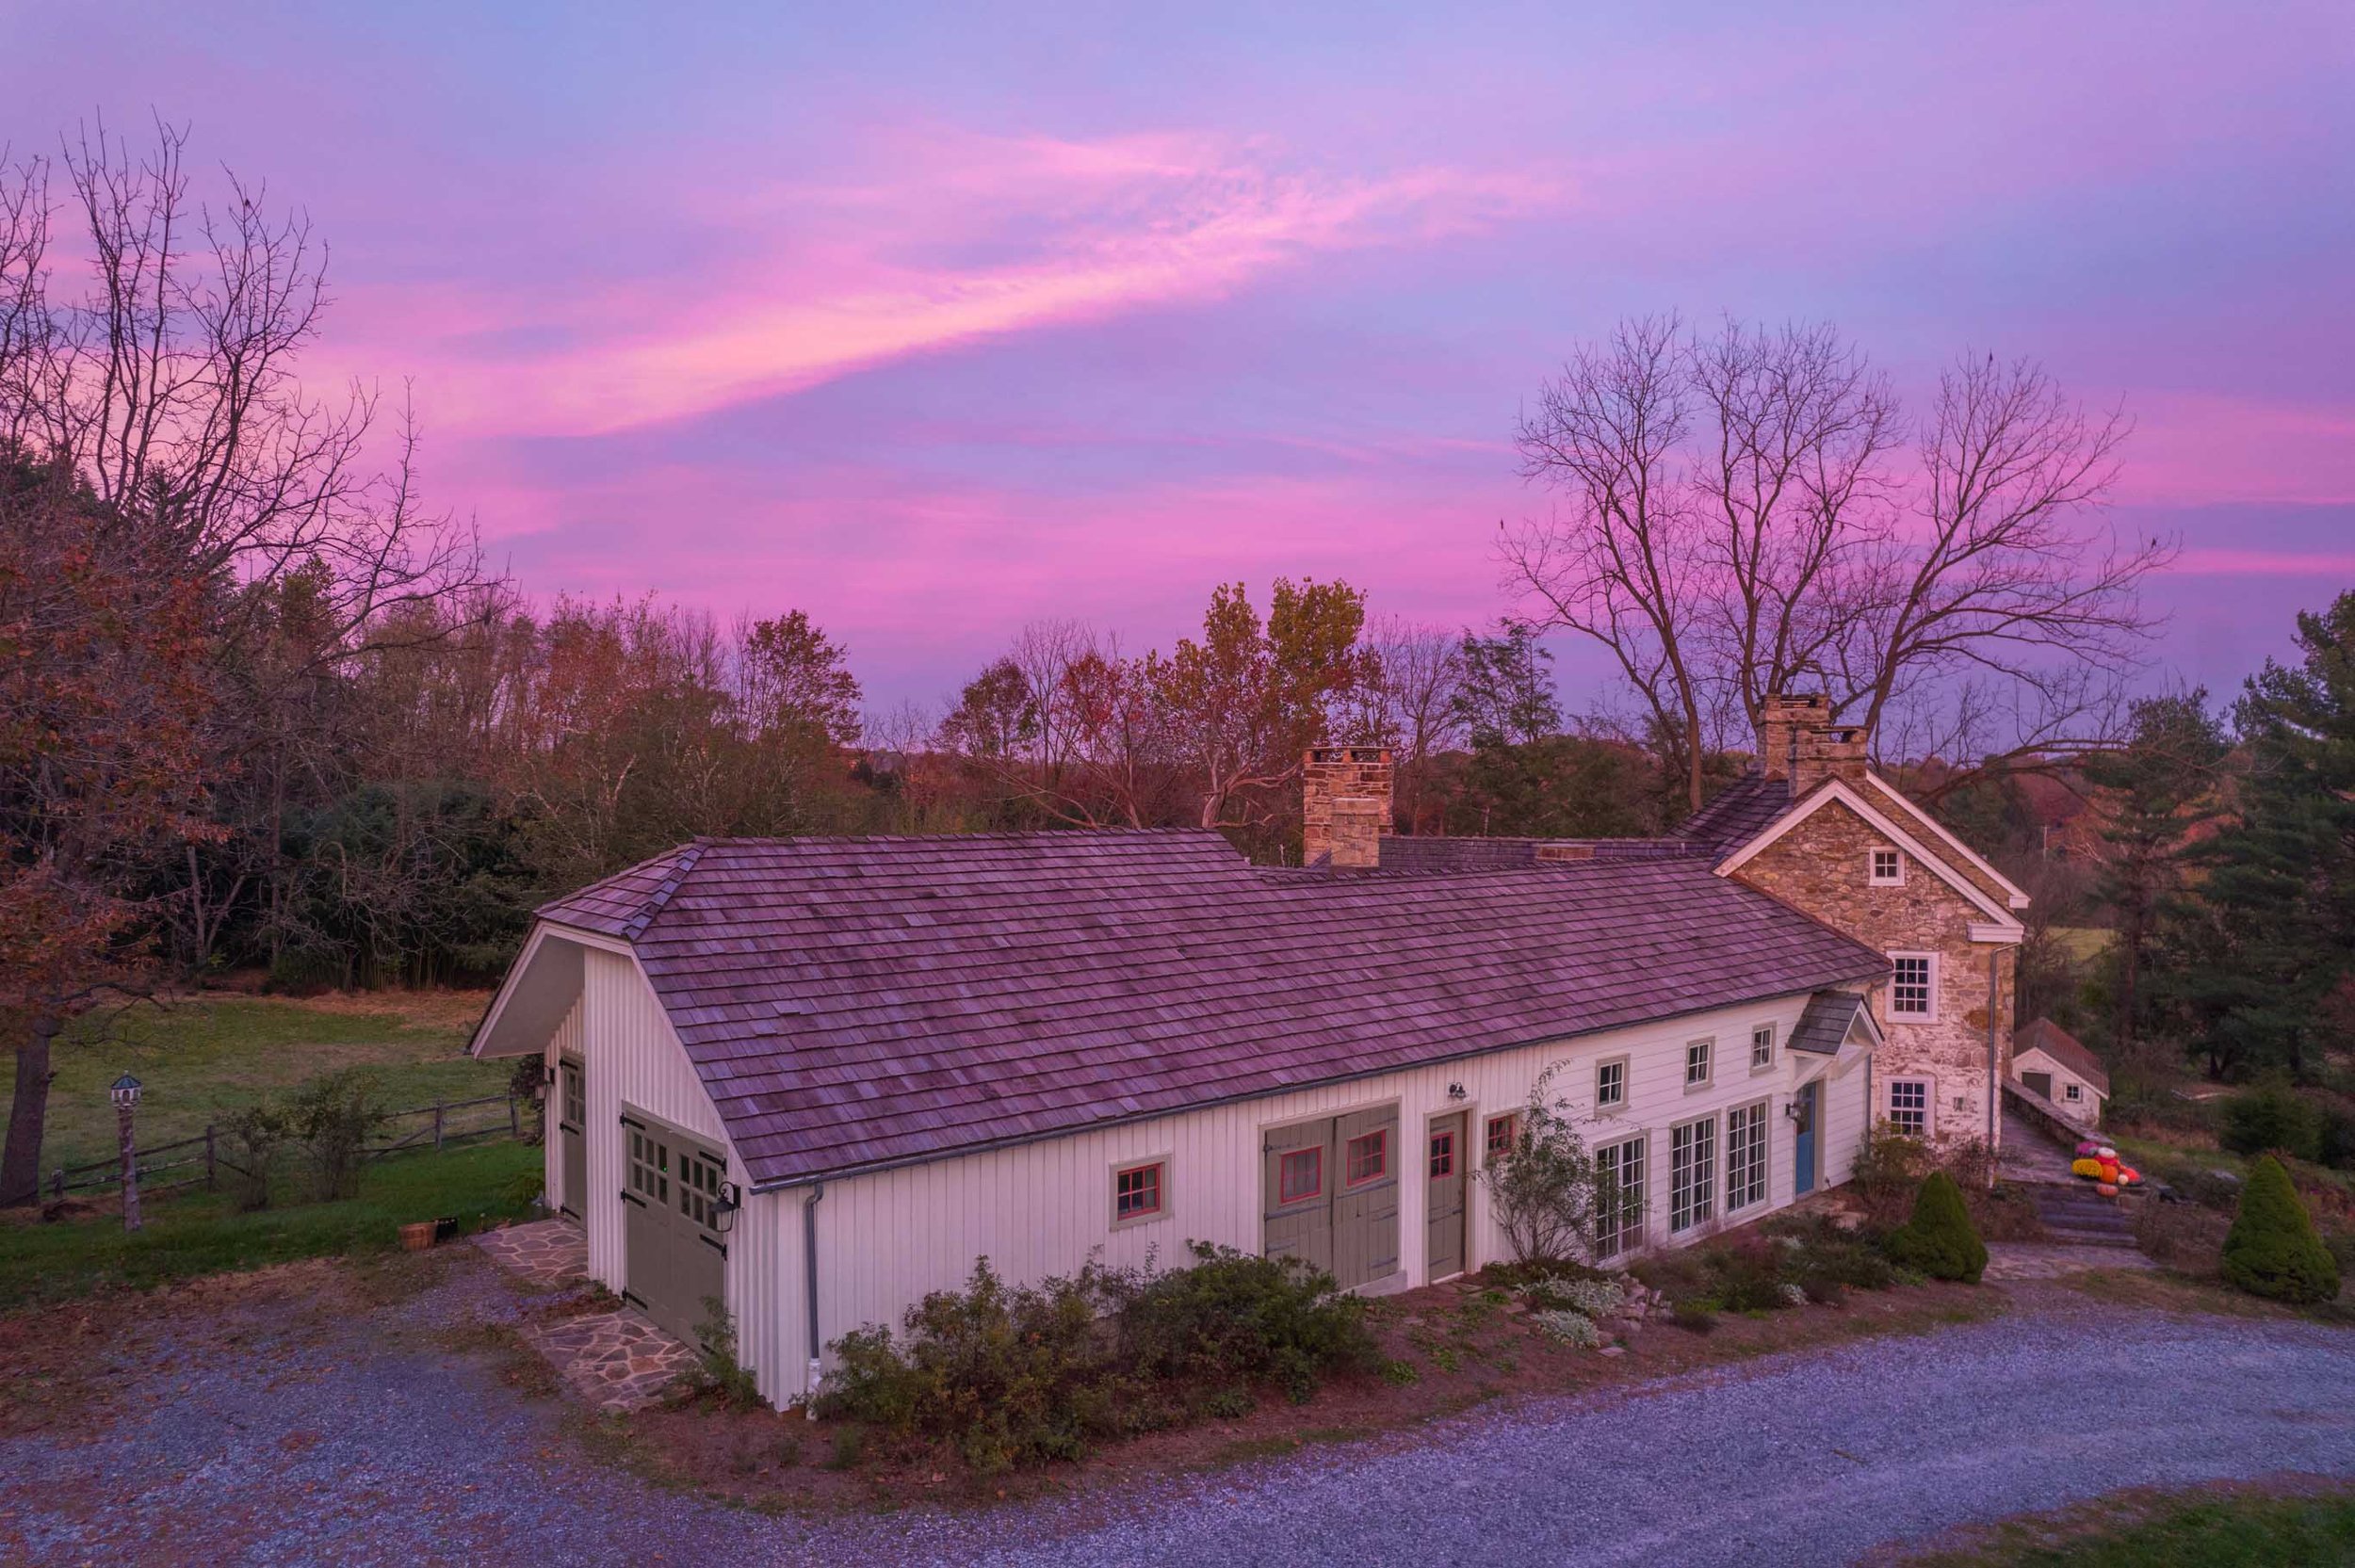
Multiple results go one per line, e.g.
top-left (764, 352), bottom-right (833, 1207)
top-left (470, 692), bottom-right (2026, 1408)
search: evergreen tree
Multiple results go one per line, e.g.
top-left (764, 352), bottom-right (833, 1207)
top-left (2159, 594), bottom-right (2355, 1080)
top-left (2079, 692), bottom-right (2227, 1059)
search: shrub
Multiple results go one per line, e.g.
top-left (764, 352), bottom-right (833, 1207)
top-left (2317, 1108), bottom-right (2355, 1173)
top-left (1669, 1300), bottom-right (1716, 1334)
top-left (1478, 1065), bottom-right (1608, 1265)
top-left (694, 1297), bottom-right (762, 1408)
top-left (1884, 1172), bottom-right (1989, 1284)
top-left (2221, 1156), bottom-right (2342, 1305)
top-left (1113, 1242), bottom-right (1375, 1401)
top-left (2220, 1083), bottom-right (2326, 1163)
top-left (1531, 1309), bottom-right (1600, 1348)
top-left (282, 1068), bottom-right (388, 1201)
top-left (1526, 1276), bottom-right (1623, 1319)
top-left (219, 1103), bottom-right (291, 1213)
top-left (820, 1247), bottom-right (1379, 1473)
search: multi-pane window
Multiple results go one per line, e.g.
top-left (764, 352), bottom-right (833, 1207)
top-left (1596, 1059), bottom-right (1627, 1109)
top-left (1279, 1147), bottom-right (1322, 1204)
top-left (1725, 1103), bottom-right (1767, 1211)
top-left (1345, 1129), bottom-right (1389, 1186)
top-left (1871, 849), bottom-right (1904, 885)
top-left (625, 1126), bottom-right (669, 1204)
top-left (1889, 1079), bottom-right (1929, 1137)
top-left (560, 1061), bottom-right (584, 1128)
top-left (1891, 954), bottom-right (1934, 1017)
top-left (1485, 1112), bottom-right (1519, 1162)
top-left (1428, 1129), bottom-right (1455, 1180)
top-left (1595, 1137), bottom-right (1646, 1257)
top-left (677, 1145), bottom-right (726, 1233)
top-left (1750, 1026), bottom-right (1774, 1071)
top-left (1114, 1161), bottom-right (1163, 1220)
top-left (1669, 1117), bottom-right (1717, 1233)
top-left (1684, 1038), bottom-right (1713, 1088)
top-left (2064, 1083), bottom-right (2083, 1103)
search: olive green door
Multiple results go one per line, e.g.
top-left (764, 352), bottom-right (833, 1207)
top-left (557, 1059), bottom-right (586, 1220)
top-left (1425, 1111), bottom-right (1468, 1280)
top-left (2022, 1071), bottom-right (2053, 1100)
top-left (1333, 1106), bottom-right (1401, 1287)
top-left (1262, 1119), bottom-right (1333, 1276)
top-left (619, 1111), bottom-right (727, 1345)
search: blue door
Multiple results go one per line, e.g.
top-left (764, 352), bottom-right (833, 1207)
top-left (1794, 1081), bottom-right (1820, 1195)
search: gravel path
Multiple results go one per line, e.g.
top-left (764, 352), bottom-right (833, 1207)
top-left (4, 1256), bottom-right (2350, 1567)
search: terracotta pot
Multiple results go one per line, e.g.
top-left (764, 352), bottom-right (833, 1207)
top-left (398, 1220), bottom-right (436, 1252)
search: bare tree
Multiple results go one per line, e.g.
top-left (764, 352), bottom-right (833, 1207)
top-left (1505, 315), bottom-right (1714, 810)
top-left (1505, 315), bottom-right (2170, 809)
top-left (1343, 616), bottom-right (1466, 832)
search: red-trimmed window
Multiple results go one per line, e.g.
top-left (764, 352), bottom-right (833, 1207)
top-left (1114, 1161), bottom-right (1162, 1220)
top-left (1278, 1147), bottom-right (1322, 1204)
top-left (1428, 1129), bottom-right (1455, 1179)
top-left (1345, 1129), bottom-right (1389, 1187)
top-left (1485, 1112), bottom-right (1519, 1162)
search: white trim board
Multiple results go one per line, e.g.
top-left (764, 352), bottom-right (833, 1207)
top-left (1713, 778), bottom-right (2026, 939)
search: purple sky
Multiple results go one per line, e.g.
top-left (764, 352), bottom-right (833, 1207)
top-left (9, 3), bottom-right (2352, 714)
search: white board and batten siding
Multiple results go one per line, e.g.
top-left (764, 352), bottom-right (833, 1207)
top-left (745, 986), bottom-right (1877, 1408)
top-left (539, 995), bottom-right (582, 1212)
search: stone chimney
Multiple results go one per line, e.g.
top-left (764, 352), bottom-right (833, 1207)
top-left (1303, 746), bottom-right (1392, 868)
top-left (1758, 690), bottom-right (1868, 794)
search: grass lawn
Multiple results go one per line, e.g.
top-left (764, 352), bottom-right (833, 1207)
top-left (1903, 1484), bottom-right (2355, 1565)
top-left (0, 1139), bottom-right (541, 1310)
top-left (24, 990), bottom-right (502, 1173)
top-left (2050, 926), bottom-right (2114, 964)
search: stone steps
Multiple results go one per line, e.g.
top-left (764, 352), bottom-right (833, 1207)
top-left (2026, 1184), bottom-right (2140, 1249)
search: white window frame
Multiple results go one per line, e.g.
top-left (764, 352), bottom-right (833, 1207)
top-left (1749, 1023), bottom-right (1775, 1073)
top-left (1669, 1115), bottom-right (1717, 1234)
top-left (1595, 1056), bottom-right (1629, 1111)
top-left (1869, 847), bottom-right (1905, 886)
top-left (1110, 1154), bottom-right (1173, 1229)
top-left (1886, 1078), bottom-right (1933, 1139)
top-left (1887, 951), bottom-right (1938, 1022)
top-left (2063, 1082), bottom-right (2083, 1103)
top-left (1683, 1037), bottom-right (1713, 1091)
top-left (1595, 1134), bottom-right (1647, 1257)
top-left (1725, 1100), bottom-right (1769, 1212)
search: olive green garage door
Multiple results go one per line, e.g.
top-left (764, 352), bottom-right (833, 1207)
top-left (1261, 1105), bottom-right (1400, 1288)
top-left (619, 1110), bottom-right (728, 1344)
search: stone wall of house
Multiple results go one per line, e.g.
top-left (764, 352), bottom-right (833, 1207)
top-left (1731, 798), bottom-right (2016, 1150)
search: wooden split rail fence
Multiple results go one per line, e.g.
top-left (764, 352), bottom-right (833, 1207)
top-left (45, 1091), bottom-right (532, 1204)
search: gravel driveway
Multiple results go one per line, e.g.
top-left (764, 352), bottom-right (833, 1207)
top-left (4, 1254), bottom-right (2350, 1567)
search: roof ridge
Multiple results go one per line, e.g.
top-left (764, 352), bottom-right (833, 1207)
top-left (625, 839), bottom-right (709, 941)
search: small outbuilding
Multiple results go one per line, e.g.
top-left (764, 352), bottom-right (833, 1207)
top-left (2012, 1018), bottom-right (2109, 1127)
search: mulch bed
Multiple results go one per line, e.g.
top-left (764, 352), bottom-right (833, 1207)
top-left (609, 1272), bottom-right (2001, 1516)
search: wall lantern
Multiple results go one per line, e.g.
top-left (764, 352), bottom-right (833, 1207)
top-left (1446, 1082), bottom-right (1468, 1102)
top-left (712, 1180), bottom-right (742, 1234)
top-left (1782, 1099), bottom-right (1805, 1123)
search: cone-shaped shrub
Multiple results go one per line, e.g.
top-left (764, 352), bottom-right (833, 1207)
top-left (1884, 1171), bottom-right (1988, 1283)
top-left (2221, 1156), bottom-right (2341, 1304)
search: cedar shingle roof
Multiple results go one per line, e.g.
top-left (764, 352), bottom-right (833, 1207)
top-left (1788, 990), bottom-right (1869, 1056)
top-left (537, 830), bottom-right (1888, 1188)
top-left (1368, 836), bottom-right (1704, 872)
top-left (1671, 771), bottom-right (1794, 852)
top-left (2015, 1017), bottom-right (2110, 1094)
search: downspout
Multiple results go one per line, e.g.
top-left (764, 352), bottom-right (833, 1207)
top-left (1986, 950), bottom-right (2001, 1187)
top-left (803, 1182), bottom-right (825, 1418)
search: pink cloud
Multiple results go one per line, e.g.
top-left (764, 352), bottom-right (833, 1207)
top-left (334, 128), bottom-right (1564, 438)
top-left (2116, 394), bottom-right (2355, 506)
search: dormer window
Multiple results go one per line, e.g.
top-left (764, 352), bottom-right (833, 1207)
top-left (1870, 849), bottom-right (1904, 886)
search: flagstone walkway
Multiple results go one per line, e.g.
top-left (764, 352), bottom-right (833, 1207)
top-left (474, 1218), bottom-right (698, 1412)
